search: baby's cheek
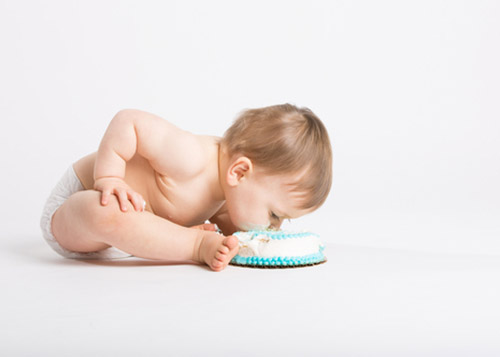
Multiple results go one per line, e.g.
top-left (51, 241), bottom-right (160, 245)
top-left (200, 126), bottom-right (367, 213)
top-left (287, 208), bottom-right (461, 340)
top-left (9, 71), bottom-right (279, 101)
top-left (227, 204), bottom-right (268, 231)
top-left (226, 208), bottom-right (243, 229)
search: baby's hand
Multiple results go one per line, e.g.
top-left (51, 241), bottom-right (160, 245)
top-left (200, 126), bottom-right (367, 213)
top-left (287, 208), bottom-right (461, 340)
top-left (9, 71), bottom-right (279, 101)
top-left (190, 223), bottom-right (219, 232)
top-left (94, 177), bottom-right (145, 212)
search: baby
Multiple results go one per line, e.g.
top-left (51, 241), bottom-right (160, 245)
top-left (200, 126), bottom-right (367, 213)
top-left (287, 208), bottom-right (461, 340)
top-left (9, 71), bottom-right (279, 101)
top-left (40, 103), bottom-right (332, 271)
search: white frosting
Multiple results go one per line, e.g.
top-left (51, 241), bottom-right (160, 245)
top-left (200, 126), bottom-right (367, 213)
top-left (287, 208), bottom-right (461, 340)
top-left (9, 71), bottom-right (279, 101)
top-left (235, 231), bottom-right (323, 258)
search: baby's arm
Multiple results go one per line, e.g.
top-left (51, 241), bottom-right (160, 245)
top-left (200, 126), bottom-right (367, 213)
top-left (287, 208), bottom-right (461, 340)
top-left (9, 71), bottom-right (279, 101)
top-left (94, 109), bottom-right (204, 210)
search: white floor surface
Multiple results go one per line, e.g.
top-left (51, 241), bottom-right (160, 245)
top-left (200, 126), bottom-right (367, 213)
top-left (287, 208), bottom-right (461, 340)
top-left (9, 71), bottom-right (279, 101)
top-left (1, 232), bottom-right (499, 356)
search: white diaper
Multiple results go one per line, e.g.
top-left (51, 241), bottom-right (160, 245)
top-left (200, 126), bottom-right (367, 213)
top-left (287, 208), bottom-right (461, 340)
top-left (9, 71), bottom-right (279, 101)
top-left (40, 165), bottom-right (133, 260)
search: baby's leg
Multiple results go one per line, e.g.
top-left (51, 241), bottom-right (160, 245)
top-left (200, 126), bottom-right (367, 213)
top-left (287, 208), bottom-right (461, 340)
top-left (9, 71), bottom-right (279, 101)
top-left (51, 190), bottom-right (239, 271)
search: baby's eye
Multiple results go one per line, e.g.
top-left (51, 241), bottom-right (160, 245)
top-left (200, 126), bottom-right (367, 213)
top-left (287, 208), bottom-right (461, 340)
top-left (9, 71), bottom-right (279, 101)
top-left (270, 212), bottom-right (280, 220)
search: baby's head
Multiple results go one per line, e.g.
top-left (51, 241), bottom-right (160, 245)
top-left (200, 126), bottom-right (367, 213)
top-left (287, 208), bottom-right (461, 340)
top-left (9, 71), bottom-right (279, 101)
top-left (219, 103), bottom-right (332, 231)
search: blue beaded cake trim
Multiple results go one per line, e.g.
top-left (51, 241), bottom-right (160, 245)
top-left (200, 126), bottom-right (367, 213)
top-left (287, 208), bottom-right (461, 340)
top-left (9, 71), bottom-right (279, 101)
top-left (230, 250), bottom-right (326, 266)
top-left (234, 230), bottom-right (320, 240)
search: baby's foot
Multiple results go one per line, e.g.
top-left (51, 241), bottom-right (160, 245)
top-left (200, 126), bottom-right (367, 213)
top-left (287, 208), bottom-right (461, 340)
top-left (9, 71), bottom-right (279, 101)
top-left (197, 232), bottom-right (239, 272)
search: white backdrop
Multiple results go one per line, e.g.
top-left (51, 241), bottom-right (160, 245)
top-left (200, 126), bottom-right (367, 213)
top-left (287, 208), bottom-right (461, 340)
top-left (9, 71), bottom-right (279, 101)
top-left (1, 1), bottom-right (500, 356)
top-left (1, 0), bottom-right (498, 254)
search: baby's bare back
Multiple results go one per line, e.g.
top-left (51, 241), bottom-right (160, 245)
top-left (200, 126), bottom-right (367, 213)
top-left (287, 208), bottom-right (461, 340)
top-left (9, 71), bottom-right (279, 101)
top-left (73, 135), bottom-right (226, 228)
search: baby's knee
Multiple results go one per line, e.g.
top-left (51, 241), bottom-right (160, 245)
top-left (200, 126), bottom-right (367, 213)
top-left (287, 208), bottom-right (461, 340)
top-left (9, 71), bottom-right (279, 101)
top-left (71, 190), bottom-right (132, 235)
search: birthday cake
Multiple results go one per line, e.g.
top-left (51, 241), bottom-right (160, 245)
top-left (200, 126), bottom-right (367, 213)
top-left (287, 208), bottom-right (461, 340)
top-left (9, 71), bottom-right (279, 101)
top-left (229, 230), bottom-right (326, 268)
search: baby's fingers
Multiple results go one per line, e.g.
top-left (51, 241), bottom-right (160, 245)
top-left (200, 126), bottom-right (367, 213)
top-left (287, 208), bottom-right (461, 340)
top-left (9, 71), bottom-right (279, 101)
top-left (202, 223), bottom-right (218, 231)
top-left (116, 189), bottom-right (129, 212)
top-left (101, 190), bottom-right (111, 206)
top-left (191, 223), bottom-right (218, 231)
top-left (128, 191), bottom-right (145, 212)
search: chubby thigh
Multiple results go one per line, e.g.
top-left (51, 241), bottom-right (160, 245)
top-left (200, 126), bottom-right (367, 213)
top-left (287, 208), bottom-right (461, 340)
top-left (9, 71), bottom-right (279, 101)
top-left (40, 165), bottom-right (130, 258)
top-left (51, 190), bottom-right (116, 253)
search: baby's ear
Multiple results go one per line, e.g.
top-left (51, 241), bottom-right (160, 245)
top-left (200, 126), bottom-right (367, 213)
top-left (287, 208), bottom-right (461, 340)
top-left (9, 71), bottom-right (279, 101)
top-left (227, 156), bottom-right (253, 186)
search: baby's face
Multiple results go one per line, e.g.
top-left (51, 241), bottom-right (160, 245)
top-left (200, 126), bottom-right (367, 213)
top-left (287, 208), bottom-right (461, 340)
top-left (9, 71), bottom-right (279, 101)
top-left (225, 170), bottom-right (310, 231)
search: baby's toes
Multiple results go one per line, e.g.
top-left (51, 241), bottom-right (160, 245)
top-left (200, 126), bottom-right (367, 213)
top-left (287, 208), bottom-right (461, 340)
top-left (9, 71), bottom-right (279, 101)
top-left (218, 244), bottom-right (229, 255)
top-left (224, 235), bottom-right (239, 251)
top-left (215, 251), bottom-right (226, 262)
top-left (211, 265), bottom-right (222, 272)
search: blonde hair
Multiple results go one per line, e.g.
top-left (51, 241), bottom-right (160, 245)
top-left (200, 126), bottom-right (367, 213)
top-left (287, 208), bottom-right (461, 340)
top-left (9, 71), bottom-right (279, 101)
top-left (220, 103), bottom-right (332, 210)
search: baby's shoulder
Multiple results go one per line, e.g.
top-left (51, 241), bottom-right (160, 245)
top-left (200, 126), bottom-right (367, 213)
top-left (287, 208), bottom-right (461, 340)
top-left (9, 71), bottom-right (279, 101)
top-left (162, 134), bottom-right (220, 180)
